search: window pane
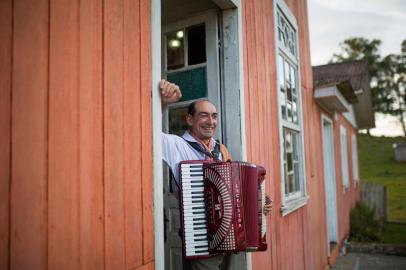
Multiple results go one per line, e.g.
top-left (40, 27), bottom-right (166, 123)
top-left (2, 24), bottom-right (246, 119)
top-left (288, 174), bottom-right (294, 194)
top-left (278, 55), bottom-right (284, 90)
top-left (169, 106), bottom-right (189, 136)
top-left (167, 30), bottom-right (185, 70)
top-left (290, 65), bottom-right (296, 94)
top-left (284, 129), bottom-right (301, 195)
top-left (294, 163), bottom-right (300, 192)
top-left (187, 24), bottom-right (206, 66)
top-left (277, 9), bottom-right (297, 58)
top-left (292, 132), bottom-right (298, 160)
top-left (284, 163), bottom-right (289, 192)
top-left (280, 98), bottom-right (286, 120)
top-left (286, 83), bottom-right (292, 102)
top-left (287, 102), bottom-right (292, 122)
top-left (284, 60), bottom-right (290, 84)
top-left (292, 98), bottom-right (298, 124)
top-left (167, 67), bottom-right (207, 102)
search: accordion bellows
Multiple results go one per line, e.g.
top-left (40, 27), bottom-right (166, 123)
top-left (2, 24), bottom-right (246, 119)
top-left (179, 160), bottom-right (267, 260)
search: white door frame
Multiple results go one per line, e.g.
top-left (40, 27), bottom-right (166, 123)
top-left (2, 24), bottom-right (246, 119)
top-left (151, 0), bottom-right (247, 269)
top-left (321, 114), bottom-right (339, 255)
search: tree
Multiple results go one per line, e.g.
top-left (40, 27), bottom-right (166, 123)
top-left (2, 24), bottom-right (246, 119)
top-left (330, 38), bottom-right (406, 137)
top-left (377, 41), bottom-right (406, 136)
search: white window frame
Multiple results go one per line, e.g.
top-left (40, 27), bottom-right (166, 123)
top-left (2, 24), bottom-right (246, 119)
top-left (351, 134), bottom-right (359, 182)
top-left (274, 0), bottom-right (308, 216)
top-left (340, 125), bottom-right (350, 190)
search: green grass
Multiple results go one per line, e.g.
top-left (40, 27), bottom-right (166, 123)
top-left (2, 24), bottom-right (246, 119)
top-left (358, 134), bottom-right (406, 222)
top-left (381, 222), bottom-right (406, 244)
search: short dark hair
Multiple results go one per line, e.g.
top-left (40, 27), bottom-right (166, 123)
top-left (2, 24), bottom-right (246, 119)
top-left (187, 99), bottom-right (210, 116)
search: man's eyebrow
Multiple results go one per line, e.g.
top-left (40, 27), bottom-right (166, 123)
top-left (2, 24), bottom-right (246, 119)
top-left (198, 112), bottom-right (217, 115)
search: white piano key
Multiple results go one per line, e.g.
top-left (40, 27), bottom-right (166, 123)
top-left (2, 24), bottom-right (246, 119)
top-left (181, 163), bottom-right (203, 168)
top-left (185, 251), bottom-right (209, 256)
top-left (185, 229), bottom-right (207, 235)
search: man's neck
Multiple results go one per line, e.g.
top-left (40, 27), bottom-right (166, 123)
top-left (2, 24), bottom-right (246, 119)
top-left (189, 131), bottom-right (211, 146)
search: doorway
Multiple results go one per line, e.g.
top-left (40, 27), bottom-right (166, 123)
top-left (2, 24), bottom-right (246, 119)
top-left (160, 0), bottom-right (246, 269)
top-left (321, 116), bottom-right (339, 255)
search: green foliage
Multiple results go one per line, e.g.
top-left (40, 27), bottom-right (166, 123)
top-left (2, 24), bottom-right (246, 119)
top-left (331, 37), bottom-right (406, 136)
top-left (350, 202), bottom-right (382, 242)
top-left (358, 134), bottom-right (406, 222)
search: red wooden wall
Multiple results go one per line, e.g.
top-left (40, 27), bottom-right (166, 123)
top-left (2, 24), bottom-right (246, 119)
top-left (0, 0), bottom-right (153, 270)
top-left (241, 0), bottom-right (360, 270)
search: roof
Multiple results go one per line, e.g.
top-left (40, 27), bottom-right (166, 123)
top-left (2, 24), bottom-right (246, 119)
top-left (312, 60), bottom-right (375, 129)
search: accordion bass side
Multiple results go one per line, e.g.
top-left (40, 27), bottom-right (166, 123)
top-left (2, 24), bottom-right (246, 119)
top-left (179, 160), bottom-right (267, 259)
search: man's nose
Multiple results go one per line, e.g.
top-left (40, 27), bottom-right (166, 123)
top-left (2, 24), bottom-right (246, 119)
top-left (207, 115), bottom-right (216, 124)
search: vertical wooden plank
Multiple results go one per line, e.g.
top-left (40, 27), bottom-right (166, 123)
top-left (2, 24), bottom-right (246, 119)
top-left (140, 0), bottom-right (154, 263)
top-left (255, 0), bottom-right (266, 165)
top-left (0, 1), bottom-right (12, 269)
top-left (10, 0), bottom-right (49, 269)
top-left (123, 0), bottom-right (143, 268)
top-left (48, 0), bottom-right (80, 269)
top-left (249, 0), bottom-right (259, 163)
top-left (104, 0), bottom-right (126, 268)
top-left (242, 0), bottom-right (252, 159)
top-left (79, 0), bottom-right (105, 269)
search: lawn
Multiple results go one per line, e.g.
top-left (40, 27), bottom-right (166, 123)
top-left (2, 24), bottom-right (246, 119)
top-left (381, 222), bottom-right (406, 244)
top-left (358, 134), bottom-right (406, 222)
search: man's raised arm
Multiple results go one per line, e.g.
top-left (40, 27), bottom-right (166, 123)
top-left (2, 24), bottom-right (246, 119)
top-left (159, 79), bottom-right (182, 108)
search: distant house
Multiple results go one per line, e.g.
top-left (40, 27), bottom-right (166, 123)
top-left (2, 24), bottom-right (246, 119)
top-left (0, 1), bottom-right (374, 270)
top-left (313, 60), bottom-right (375, 264)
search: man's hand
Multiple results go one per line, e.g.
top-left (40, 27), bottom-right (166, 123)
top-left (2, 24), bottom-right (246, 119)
top-left (263, 195), bottom-right (273, 216)
top-left (160, 79), bottom-right (182, 106)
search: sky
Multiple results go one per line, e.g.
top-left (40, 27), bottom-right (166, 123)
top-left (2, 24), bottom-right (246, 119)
top-left (307, 0), bottom-right (406, 137)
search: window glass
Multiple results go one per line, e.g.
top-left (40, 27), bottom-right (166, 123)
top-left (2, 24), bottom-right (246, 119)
top-left (167, 67), bottom-right (207, 102)
top-left (283, 129), bottom-right (300, 196)
top-left (187, 24), bottom-right (206, 66)
top-left (169, 106), bottom-right (189, 136)
top-left (167, 29), bottom-right (185, 70)
top-left (276, 2), bottom-right (304, 207)
top-left (277, 10), bottom-right (297, 57)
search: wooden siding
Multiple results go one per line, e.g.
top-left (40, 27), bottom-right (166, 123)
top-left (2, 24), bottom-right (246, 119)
top-left (0, 1), bottom-right (153, 270)
top-left (242, 0), bottom-right (360, 270)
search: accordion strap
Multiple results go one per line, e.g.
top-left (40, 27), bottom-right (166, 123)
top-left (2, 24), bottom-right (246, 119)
top-left (169, 139), bottom-right (222, 193)
top-left (183, 138), bottom-right (221, 161)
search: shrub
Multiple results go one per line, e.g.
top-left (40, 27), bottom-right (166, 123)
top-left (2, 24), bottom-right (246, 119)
top-left (350, 202), bottom-right (383, 242)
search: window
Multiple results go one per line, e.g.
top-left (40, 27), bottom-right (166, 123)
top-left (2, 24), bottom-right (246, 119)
top-left (275, 0), bottom-right (307, 214)
top-left (351, 134), bottom-right (359, 182)
top-left (340, 126), bottom-right (350, 189)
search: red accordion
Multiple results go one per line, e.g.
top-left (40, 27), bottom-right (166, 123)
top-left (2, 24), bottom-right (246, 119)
top-left (179, 160), bottom-right (267, 259)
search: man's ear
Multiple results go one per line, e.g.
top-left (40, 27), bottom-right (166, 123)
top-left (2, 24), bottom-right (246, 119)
top-left (186, 114), bottom-right (193, 126)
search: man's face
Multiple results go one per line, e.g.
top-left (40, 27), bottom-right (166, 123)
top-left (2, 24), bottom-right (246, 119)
top-left (186, 101), bottom-right (217, 141)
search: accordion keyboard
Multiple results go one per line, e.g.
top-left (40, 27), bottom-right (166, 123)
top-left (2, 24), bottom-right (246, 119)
top-left (180, 163), bottom-right (209, 257)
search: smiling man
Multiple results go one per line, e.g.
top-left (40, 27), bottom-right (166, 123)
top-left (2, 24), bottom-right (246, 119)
top-left (159, 79), bottom-right (271, 270)
top-left (160, 79), bottom-right (232, 185)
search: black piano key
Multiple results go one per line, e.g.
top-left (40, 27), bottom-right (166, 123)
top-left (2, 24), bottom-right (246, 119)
top-left (195, 250), bottom-right (209, 254)
top-left (195, 245), bottom-right (209, 249)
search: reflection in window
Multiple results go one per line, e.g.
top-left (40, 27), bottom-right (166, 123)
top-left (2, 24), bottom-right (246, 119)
top-left (276, 5), bottom-right (304, 203)
top-left (278, 55), bottom-right (299, 125)
top-left (167, 30), bottom-right (185, 70)
top-left (283, 129), bottom-right (300, 195)
top-left (277, 10), bottom-right (296, 56)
